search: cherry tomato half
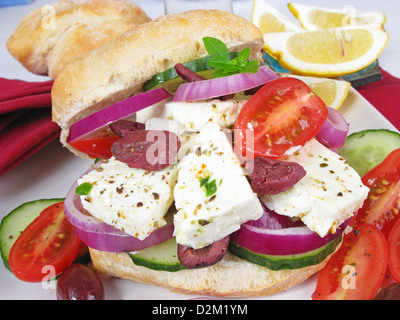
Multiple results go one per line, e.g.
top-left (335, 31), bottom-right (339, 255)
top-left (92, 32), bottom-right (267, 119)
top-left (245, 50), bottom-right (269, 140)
top-left (388, 218), bottom-right (400, 282)
top-left (9, 202), bottom-right (82, 282)
top-left (235, 77), bottom-right (328, 159)
top-left (70, 129), bottom-right (120, 159)
top-left (351, 148), bottom-right (400, 238)
top-left (312, 223), bottom-right (388, 300)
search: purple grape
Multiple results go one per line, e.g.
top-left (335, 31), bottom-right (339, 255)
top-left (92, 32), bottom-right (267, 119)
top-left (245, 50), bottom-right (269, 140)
top-left (57, 264), bottom-right (105, 300)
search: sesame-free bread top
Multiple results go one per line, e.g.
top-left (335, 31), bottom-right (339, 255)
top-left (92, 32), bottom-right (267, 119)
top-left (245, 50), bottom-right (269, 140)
top-left (7, 0), bottom-right (151, 79)
top-left (51, 9), bottom-right (264, 158)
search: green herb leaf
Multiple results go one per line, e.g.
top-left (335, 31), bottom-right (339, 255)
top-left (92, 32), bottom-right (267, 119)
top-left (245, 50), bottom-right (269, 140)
top-left (75, 182), bottom-right (93, 196)
top-left (237, 46), bottom-right (251, 62)
top-left (199, 176), bottom-right (210, 187)
top-left (212, 69), bottom-right (227, 79)
top-left (207, 56), bottom-right (232, 70)
top-left (205, 179), bottom-right (217, 197)
top-left (239, 60), bottom-right (259, 74)
top-left (203, 37), bottom-right (229, 58)
top-left (198, 176), bottom-right (218, 197)
top-left (202, 36), bottom-right (259, 79)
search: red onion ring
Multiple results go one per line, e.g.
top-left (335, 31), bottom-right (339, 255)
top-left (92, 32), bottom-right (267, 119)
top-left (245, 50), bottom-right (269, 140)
top-left (230, 202), bottom-right (349, 255)
top-left (67, 88), bottom-right (171, 143)
top-left (316, 106), bottom-right (349, 149)
top-left (173, 66), bottom-right (279, 102)
top-left (64, 163), bottom-right (174, 252)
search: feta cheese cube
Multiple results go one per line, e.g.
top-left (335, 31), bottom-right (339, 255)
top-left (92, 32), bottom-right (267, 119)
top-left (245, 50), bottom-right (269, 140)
top-left (173, 123), bottom-right (263, 249)
top-left (260, 139), bottom-right (369, 237)
top-left (136, 99), bottom-right (247, 132)
top-left (78, 157), bottom-right (178, 240)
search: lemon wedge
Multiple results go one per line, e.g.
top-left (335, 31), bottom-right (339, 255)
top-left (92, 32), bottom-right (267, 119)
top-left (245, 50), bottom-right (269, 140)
top-left (251, 0), bottom-right (301, 33)
top-left (263, 24), bottom-right (389, 77)
top-left (282, 74), bottom-right (351, 110)
top-left (288, 3), bottom-right (386, 30)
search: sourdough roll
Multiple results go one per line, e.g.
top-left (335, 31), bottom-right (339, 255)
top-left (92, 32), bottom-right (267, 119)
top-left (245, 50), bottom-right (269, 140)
top-left (7, 0), bottom-right (151, 79)
top-left (51, 9), bottom-right (264, 158)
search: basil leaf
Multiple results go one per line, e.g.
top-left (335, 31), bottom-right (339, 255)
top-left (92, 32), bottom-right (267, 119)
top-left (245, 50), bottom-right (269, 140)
top-left (237, 46), bottom-right (251, 62)
top-left (75, 182), bottom-right (93, 196)
top-left (212, 69), bottom-right (227, 78)
top-left (223, 64), bottom-right (240, 75)
top-left (239, 60), bottom-right (259, 74)
top-left (207, 56), bottom-right (232, 69)
top-left (202, 37), bottom-right (259, 78)
top-left (203, 37), bottom-right (229, 58)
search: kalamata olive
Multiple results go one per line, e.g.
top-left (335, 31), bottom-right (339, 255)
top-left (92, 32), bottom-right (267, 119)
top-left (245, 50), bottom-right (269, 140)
top-left (374, 283), bottom-right (400, 300)
top-left (177, 236), bottom-right (230, 269)
top-left (56, 263), bottom-right (105, 300)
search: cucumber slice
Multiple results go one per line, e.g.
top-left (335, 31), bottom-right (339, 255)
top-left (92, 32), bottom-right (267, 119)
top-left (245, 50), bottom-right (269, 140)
top-left (338, 129), bottom-right (400, 177)
top-left (0, 198), bottom-right (65, 270)
top-left (146, 69), bottom-right (215, 93)
top-left (128, 237), bottom-right (185, 272)
top-left (228, 235), bottom-right (342, 271)
top-left (143, 53), bottom-right (239, 92)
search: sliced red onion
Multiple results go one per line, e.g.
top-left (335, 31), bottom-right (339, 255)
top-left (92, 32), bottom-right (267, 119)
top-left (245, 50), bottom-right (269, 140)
top-left (316, 107), bottom-right (349, 149)
top-left (231, 202), bottom-right (349, 255)
top-left (246, 204), bottom-right (304, 230)
top-left (64, 163), bottom-right (174, 252)
top-left (67, 88), bottom-right (171, 143)
top-left (173, 66), bottom-right (279, 102)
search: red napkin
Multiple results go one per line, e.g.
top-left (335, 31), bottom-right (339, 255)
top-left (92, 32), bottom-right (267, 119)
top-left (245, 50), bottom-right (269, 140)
top-left (357, 69), bottom-right (400, 131)
top-left (0, 78), bottom-right (60, 176)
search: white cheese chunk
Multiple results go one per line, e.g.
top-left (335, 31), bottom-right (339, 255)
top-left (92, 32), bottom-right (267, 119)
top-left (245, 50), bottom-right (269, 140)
top-left (173, 123), bottom-right (263, 249)
top-left (78, 157), bottom-right (178, 240)
top-left (260, 139), bottom-right (369, 238)
top-left (136, 99), bottom-right (247, 132)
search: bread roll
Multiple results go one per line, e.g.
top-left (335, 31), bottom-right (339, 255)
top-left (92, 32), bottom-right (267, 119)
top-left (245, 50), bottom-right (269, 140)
top-left (7, 0), bottom-right (151, 79)
top-left (89, 248), bottom-right (336, 298)
top-left (51, 9), bottom-right (264, 158)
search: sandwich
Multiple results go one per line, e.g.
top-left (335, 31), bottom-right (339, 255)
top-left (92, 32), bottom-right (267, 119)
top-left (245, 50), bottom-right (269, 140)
top-left (53, 9), bottom-right (369, 298)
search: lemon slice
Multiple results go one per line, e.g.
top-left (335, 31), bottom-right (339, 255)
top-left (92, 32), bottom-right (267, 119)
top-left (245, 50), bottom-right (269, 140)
top-left (263, 24), bottom-right (389, 77)
top-left (288, 3), bottom-right (386, 30)
top-left (251, 0), bottom-right (301, 33)
top-left (282, 74), bottom-right (351, 110)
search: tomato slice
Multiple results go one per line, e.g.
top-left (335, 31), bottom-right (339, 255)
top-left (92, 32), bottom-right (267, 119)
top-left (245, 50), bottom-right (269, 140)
top-left (234, 77), bottom-right (328, 159)
top-left (312, 223), bottom-right (388, 300)
top-left (9, 202), bottom-right (82, 282)
top-left (388, 218), bottom-right (400, 282)
top-left (351, 148), bottom-right (400, 238)
top-left (69, 129), bottom-right (120, 159)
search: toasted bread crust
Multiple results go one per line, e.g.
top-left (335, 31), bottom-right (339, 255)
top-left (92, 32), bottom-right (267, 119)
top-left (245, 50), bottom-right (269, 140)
top-left (89, 247), bottom-right (336, 298)
top-left (50, 9), bottom-right (264, 158)
top-left (6, 0), bottom-right (151, 79)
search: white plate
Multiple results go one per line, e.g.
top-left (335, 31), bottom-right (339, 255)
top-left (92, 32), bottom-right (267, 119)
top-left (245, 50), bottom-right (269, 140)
top-left (0, 87), bottom-right (398, 300)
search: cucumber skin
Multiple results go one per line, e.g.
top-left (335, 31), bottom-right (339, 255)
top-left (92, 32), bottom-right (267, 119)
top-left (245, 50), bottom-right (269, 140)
top-left (128, 237), bottom-right (185, 272)
top-left (128, 254), bottom-right (185, 272)
top-left (0, 198), bottom-right (65, 271)
top-left (228, 235), bottom-right (342, 271)
top-left (339, 129), bottom-right (400, 177)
